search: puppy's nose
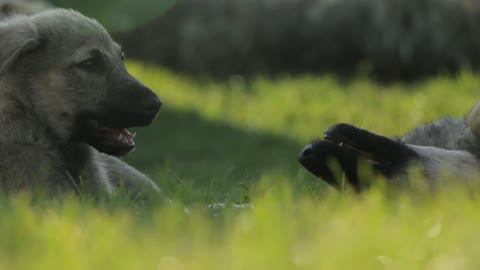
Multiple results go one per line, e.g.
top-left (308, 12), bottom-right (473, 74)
top-left (142, 95), bottom-right (162, 115)
top-left (298, 144), bottom-right (313, 159)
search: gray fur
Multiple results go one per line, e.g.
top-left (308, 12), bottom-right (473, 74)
top-left (400, 107), bottom-right (480, 180)
top-left (0, 0), bottom-right (50, 19)
top-left (0, 9), bottom-right (162, 198)
top-left (408, 145), bottom-right (479, 180)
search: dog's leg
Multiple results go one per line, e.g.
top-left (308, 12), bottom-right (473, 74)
top-left (323, 123), bottom-right (419, 168)
top-left (299, 123), bottom-right (422, 191)
top-left (96, 152), bottom-right (165, 200)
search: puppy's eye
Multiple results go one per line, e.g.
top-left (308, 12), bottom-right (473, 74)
top-left (76, 58), bottom-right (98, 70)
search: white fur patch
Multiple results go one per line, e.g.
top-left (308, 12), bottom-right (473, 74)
top-left (409, 145), bottom-right (480, 179)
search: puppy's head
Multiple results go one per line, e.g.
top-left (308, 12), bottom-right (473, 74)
top-left (0, 9), bottom-right (161, 156)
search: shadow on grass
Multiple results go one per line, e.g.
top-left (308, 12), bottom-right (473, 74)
top-left (124, 109), bottom-right (322, 202)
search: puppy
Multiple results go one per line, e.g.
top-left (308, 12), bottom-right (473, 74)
top-left (0, 9), bottom-right (163, 198)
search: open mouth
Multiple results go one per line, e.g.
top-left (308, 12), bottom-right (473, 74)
top-left (78, 104), bottom-right (161, 157)
top-left (95, 127), bottom-right (136, 146)
top-left (91, 126), bottom-right (137, 156)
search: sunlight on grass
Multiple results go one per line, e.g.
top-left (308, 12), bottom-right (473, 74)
top-left (128, 62), bottom-right (480, 141)
top-left (2, 182), bottom-right (480, 269)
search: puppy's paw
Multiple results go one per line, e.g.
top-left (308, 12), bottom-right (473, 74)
top-left (323, 123), bottom-right (375, 152)
top-left (323, 123), bottom-right (418, 165)
top-left (298, 139), bottom-right (360, 190)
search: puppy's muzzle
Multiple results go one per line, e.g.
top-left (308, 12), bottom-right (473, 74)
top-left (101, 77), bottom-right (162, 128)
top-left (81, 75), bottom-right (162, 157)
top-left (130, 83), bottom-right (162, 126)
top-left (140, 93), bottom-right (162, 120)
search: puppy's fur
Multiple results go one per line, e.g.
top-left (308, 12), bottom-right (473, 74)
top-left (0, 0), bottom-right (50, 19)
top-left (0, 9), bottom-right (163, 197)
top-left (299, 103), bottom-right (480, 191)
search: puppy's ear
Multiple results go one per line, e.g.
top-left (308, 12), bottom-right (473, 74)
top-left (0, 16), bottom-right (41, 75)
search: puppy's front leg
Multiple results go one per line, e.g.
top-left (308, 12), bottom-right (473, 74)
top-left (324, 123), bottom-right (419, 166)
top-left (96, 152), bottom-right (163, 199)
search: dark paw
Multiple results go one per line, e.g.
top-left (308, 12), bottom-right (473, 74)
top-left (324, 123), bottom-right (373, 150)
top-left (298, 123), bottom-right (422, 192)
top-left (298, 140), bottom-right (362, 191)
top-left (324, 123), bottom-right (418, 166)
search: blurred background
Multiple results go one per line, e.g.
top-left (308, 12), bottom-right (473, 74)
top-left (10, 0), bottom-right (480, 81)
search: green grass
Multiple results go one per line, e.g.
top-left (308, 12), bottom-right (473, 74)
top-left (3, 63), bottom-right (480, 269)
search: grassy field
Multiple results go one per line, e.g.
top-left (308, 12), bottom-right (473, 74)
top-left (2, 63), bottom-right (480, 269)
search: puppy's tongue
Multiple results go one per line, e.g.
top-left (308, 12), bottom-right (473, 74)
top-left (96, 127), bottom-right (136, 145)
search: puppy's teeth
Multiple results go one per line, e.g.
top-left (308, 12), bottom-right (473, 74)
top-left (131, 132), bottom-right (136, 139)
top-left (339, 142), bottom-right (343, 146)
